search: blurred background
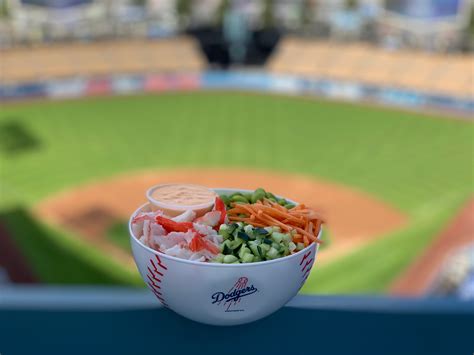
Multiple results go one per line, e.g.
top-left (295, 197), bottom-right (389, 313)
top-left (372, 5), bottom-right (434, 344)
top-left (0, 0), bottom-right (473, 302)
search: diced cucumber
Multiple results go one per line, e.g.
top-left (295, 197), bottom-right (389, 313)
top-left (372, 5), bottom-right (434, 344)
top-left (213, 254), bottom-right (225, 263)
top-left (223, 255), bottom-right (238, 263)
top-left (218, 224), bottom-right (230, 237)
top-left (254, 228), bottom-right (269, 236)
top-left (282, 233), bottom-right (292, 243)
top-left (271, 232), bottom-right (286, 244)
top-left (242, 253), bottom-right (254, 263)
top-left (232, 227), bottom-right (241, 238)
top-left (266, 247), bottom-right (279, 259)
top-left (288, 242), bottom-right (297, 252)
top-left (219, 224), bottom-right (229, 232)
top-left (244, 224), bottom-right (254, 236)
top-left (238, 246), bottom-right (251, 259)
top-left (296, 242), bottom-right (305, 251)
top-left (264, 226), bottom-right (274, 234)
top-left (232, 238), bottom-right (243, 249)
top-left (213, 201), bottom-right (300, 263)
top-left (249, 243), bottom-right (260, 256)
top-left (233, 243), bottom-right (243, 255)
top-left (237, 231), bottom-right (249, 242)
top-left (222, 241), bottom-right (233, 255)
top-left (248, 239), bottom-right (260, 247)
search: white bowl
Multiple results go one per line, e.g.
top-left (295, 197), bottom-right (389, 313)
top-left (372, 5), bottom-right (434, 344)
top-left (129, 188), bottom-right (320, 326)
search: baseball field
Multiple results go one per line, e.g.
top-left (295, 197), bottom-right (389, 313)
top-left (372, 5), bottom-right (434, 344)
top-left (1, 91), bottom-right (472, 293)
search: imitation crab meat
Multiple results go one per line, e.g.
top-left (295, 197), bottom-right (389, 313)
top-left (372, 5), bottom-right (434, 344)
top-left (133, 196), bottom-right (228, 261)
top-left (194, 211), bottom-right (222, 227)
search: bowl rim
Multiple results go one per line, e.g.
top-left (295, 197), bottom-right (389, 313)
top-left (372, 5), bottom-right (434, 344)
top-left (129, 188), bottom-right (321, 268)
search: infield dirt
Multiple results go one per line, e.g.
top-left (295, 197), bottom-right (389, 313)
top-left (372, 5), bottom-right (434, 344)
top-left (35, 168), bottom-right (408, 266)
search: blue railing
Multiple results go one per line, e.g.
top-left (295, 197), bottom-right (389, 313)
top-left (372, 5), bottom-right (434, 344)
top-left (1, 286), bottom-right (473, 355)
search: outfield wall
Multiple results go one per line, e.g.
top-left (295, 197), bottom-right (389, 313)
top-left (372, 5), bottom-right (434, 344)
top-left (1, 71), bottom-right (473, 116)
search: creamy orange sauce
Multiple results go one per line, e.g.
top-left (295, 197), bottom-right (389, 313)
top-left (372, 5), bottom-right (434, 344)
top-left (151, 184), bottom-right (216, 206)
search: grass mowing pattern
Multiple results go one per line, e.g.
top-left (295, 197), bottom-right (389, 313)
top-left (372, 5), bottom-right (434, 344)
top-left (1, 92), bottom-right (472, 213)
top-left (1, 92), bottom-right (472, 290)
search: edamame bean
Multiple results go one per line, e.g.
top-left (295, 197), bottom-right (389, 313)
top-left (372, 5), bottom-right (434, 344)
top-left (220, 194), bottom-right (231, 206)
top-left (251, 189), bottom-right (266, 203)
top-left (265, 192), bottom-right (277, 200)
top-left (231, 195), bottom-right (249, 203)
top-left (284, 203), bottom-right (296, 209)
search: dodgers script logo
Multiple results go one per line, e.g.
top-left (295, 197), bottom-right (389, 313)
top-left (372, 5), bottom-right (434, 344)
top-left (211, 277), bottom-right (258, 312)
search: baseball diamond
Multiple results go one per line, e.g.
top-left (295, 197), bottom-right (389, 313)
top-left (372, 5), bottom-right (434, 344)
top-left (1, 91), bottom-right (472, 294)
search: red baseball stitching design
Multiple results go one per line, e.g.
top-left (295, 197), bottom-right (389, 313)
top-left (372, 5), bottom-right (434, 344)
top-left (146, 254), bottom-right (168, 307)
top-left (301, 258), bottom-right (314, 273)
top-left (147, 275), bottom-right (161, 289)
top-left (154, 255), bottom-right (168, 270)
top-left (147, 282), bottom-right (162, 295)
top-left (148, 265), bottom-right (163, 277)
top-left (298, 250), bottom-right (314, 289)
top-left (299, 251), bottom-right (311, 266)
top-left (146, 274), bottom-right (161, 288)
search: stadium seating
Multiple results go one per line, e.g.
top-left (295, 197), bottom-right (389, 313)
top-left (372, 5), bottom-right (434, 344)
top-left (0, 37), bottom-right (206, 84)
top-left (267, 37), bottom-right (473, 99)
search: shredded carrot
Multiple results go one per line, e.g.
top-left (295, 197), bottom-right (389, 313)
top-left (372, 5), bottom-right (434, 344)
top-left (293, 234), bottom-right (303, 243)
top-left (303, 235), bottom-right (310, 246)
top-left (226, 199), bottom-right (323, 245)
top-left (228, 216), bottom-right (266, 227)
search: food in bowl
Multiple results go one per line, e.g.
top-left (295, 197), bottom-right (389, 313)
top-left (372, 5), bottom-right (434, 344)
top-left (132, 185), bottom-right (323, 263)
top-left (130, 187), bottom-right (323, 325)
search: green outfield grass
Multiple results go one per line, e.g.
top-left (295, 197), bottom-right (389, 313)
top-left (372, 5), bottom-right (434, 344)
top-left (1, 92), bottom-right (472, 291)
top-left (302, 194), bottom-right (468, 294)
top-left (0, 208), bottom-right (141, 285)
top-left (106, 221), bottom-right (132, 252)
